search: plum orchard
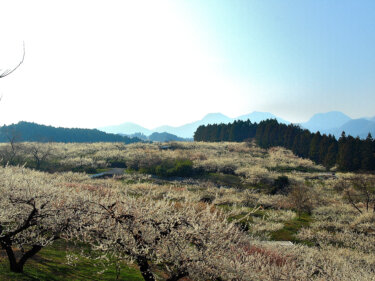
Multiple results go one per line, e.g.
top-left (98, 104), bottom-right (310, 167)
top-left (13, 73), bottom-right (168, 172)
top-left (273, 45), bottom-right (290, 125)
top-left (77, 190), bottom-right (253, 281)
top-left (1, 165), bottom-right (375, 280)
top-left (0, 166), bottom-right (295, 280)
top-left (0, 142), bottom-right (323, 182)
top-left (0, 166), bottom-right (300, 280)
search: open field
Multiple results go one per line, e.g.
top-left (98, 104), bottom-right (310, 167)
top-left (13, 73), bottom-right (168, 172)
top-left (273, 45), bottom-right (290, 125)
top-left (1, 141), bottom-right (375, 280)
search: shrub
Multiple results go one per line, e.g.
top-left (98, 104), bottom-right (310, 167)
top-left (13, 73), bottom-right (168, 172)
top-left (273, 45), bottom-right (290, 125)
top-left (271, 175), bottom-right (290, 195)
top-left (108, 159), bottom-right (127, 168)
top-left (199, 194), bottom-right (216, 203)
top-left (141, 158), bottom-right (194, 178)
top-left (172, 159), bottom-right (194, 177)
top-left (289, 184), bottom-right (315, 217)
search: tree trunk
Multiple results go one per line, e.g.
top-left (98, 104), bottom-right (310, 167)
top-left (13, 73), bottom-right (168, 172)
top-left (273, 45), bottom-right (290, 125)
top-left (136, 256), bottom-right (155, 281)
top-left (4, 244), bottom-right (20, 273)
top-left (3, 244), bottom-right (42, 273)
top-left (17, 245), bottom-right (43, 272)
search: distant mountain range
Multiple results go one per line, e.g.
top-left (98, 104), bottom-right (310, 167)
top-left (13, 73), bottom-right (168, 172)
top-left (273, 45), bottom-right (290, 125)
top-left (331, 119), bottom-right (375, 139)
top-left (300, 111), bottom-right (351, 133)
top-left (152, 113), bottom-right (233, 138)
top-left (1, 111), bottom-right (374, 144)
top-left (100, 111), bottom-right (375, 140)
top-left (99, 111), bottom-right (290, 139)
top-left (237, 112), bottom-right (290, 125)
top-left (99, 122), bottom-right (153, 136)
top-left (300, 112), bottom-right (375, 139)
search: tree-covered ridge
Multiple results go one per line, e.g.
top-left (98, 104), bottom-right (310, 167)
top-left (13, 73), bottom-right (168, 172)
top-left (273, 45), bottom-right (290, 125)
top-left (194, 119), bottom-right (375, 172)
top-left (0, 121), bottom-right (141, 143)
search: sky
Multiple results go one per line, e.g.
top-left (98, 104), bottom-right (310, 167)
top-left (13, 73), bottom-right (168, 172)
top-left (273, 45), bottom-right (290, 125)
top-left (0, 0), bottom-right (374, 129)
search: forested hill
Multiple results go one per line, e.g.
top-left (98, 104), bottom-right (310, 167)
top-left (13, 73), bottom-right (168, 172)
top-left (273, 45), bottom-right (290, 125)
top-left (0, 121), bottom-right (141, 143)
top-left (194, 119), bottom-right (375, 172)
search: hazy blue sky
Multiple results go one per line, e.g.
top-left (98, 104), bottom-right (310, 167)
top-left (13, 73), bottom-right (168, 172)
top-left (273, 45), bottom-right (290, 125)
top-left (0, 0), bottom-right (374, 128)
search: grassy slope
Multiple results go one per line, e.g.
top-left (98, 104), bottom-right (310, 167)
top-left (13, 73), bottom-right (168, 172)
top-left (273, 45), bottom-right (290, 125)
top-left (0, 240), bottom-right (143, 281)
top-left (270, 213), bottom-right (313, 244)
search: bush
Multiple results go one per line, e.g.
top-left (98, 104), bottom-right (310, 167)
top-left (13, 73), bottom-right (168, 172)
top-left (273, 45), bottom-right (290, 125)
top-left (289, 184), bottom-right (315, 217)
top-left (108, 159), bottom-right (127, 168)
top-left (199, 194), bottom-right (216, 203)
top-left (271, 176), bottom-right (290, 195)
top-left (172, 159), bottom-right (194, 177)
top-left (141, 158), bottom-right (194, 178)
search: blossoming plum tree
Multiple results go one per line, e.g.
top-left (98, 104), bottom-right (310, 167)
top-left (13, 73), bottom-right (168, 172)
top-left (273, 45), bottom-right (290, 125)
top-left (0, 166), bottom-right (89, 273)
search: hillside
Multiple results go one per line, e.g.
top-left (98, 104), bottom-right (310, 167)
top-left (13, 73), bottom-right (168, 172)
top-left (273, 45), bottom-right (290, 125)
top-left (0, 121), bottom-right (140, 143)
top-left (195, 119), bottom-right (375, 172)
top-left (123, 132), bottom-right (191, 142)
top-left (148, 132), bottom-right (191, 142)
top-left (1, 142), bottom-right (375, 280)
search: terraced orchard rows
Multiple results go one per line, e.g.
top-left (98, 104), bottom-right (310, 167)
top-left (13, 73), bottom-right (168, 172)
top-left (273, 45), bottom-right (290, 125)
top-left (0, 141), bottom-right (375, 280)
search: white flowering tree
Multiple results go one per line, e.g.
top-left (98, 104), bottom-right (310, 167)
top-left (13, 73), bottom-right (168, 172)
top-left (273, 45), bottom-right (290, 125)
top-left (342, 176), bottom-right (375, 214)
top-left (0, 161), bottom-right (300, 280)
top-left (0, 166), bottom-right (89, 273)
top-left (74, 185), bottom-right (262, 281)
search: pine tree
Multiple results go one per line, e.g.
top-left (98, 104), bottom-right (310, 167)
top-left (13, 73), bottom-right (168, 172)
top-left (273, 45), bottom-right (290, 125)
top-left (309, 132), bottom-right (322, 163)
top-left (361, 133), bottom-right (375, 171)
top-left (337, 133), bottom-right (355, 171)
top-left (324, 142), bottom-right (338, 169)
top-left (318, 134), bottom-right (330, 165)
top-left (352, 137), bottom-right (362, 171)
top-left (299, 130), bottom-right (312, 158)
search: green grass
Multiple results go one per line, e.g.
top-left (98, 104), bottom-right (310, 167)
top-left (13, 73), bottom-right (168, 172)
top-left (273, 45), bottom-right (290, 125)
top-left (270, 213), bottom-right (314, 245)
top-left (203, 173), bottom-right (245, 188)
top-left (95, 168), bottom-right (111, 173)
top-left (0, 240), bottom-right (144, 281)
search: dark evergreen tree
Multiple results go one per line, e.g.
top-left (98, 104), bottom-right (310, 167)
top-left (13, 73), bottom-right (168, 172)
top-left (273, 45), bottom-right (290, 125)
top-left (299, 131), bottom-right (312, 158)
top-left (352, 137), bottom-right (362, 171)
top-left (309, 131), bottom-right (322, 163)
top-left (324, 142), bottom-right (338, 169)
top-left (361, 133), bottom-right (375, 170)
top-left (318, 134), bottom-right (330, 165)
top-left (337, 133), bottom-right (355, 171)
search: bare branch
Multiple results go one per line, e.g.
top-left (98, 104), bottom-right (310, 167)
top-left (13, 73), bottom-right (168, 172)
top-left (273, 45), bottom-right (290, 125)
top-left (0, 42), bottom-right (25, 78)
